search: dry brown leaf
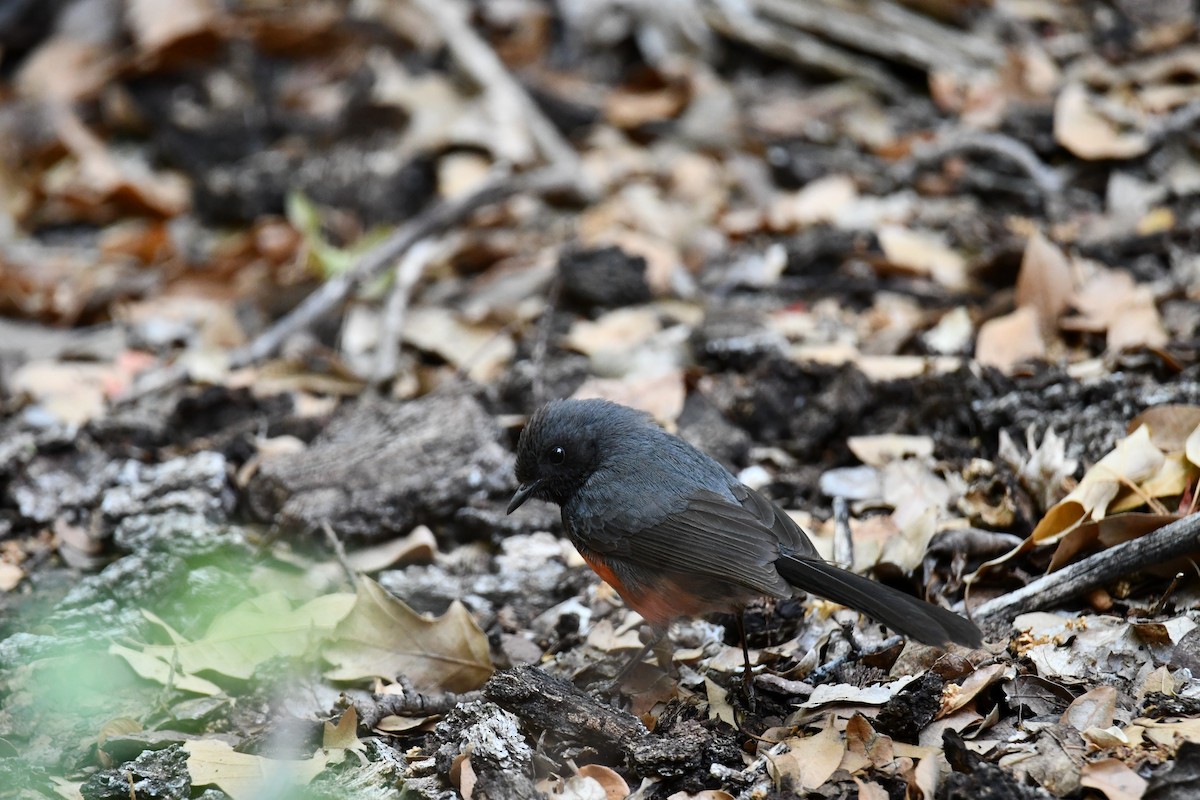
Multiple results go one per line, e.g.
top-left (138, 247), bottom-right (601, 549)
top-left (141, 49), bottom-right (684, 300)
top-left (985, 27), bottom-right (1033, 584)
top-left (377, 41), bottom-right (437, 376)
top-left (941, 663), bottom-right (1014, 716)
top-left (767, 726), bottom-right (846, 792)
top-left (1054, 83), bottom-right (1150, 160)
top-left (975, 307), bottom-right (1045, 372)
top-left (1129, 405), bottom-right (1200, 452)
top-left (323, 578), bottom-right (493, 692)
top-left (667, 791), bottom-right (735, 800)
top-left (844, 714), bottom-right (894, 770)
top-left (1061, 685), bottom-right (1117, 732)
top-left (574, 764), bottom-right (629, 800)
top-left (1048, 513), bottom-right (1178, 572)
top-left (1079, 757), bottom-right (1148, 800)
top-left (877, 226), bottom-right (967, 290)
top-left (1015, 231), bottom-right (1073, 335)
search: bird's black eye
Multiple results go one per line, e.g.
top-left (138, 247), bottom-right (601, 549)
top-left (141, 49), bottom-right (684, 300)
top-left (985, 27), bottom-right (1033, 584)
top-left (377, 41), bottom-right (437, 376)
top-left (547, 446), bottom-right (566, 464)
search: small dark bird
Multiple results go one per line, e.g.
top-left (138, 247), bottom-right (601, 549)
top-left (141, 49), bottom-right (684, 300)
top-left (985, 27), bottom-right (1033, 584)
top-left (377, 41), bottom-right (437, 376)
top-left (507, 398), bottom-right (981, 687)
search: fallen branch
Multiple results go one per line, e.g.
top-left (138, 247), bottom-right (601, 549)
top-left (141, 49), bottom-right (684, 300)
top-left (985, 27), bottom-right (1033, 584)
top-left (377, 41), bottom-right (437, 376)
top-left (122, 167), bottom-right (579, 401)
top-left (751, 0), bottom-right (1002, 74)
top-left (974, 512), bottom-right (1200, 622)
top-left (484, 666), bottom-right (647, 750)
top-left (701, 1), bottom-right (905, 98)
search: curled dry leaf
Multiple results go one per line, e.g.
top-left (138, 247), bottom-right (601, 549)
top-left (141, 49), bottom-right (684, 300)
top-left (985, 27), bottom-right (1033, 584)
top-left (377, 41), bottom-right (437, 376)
top-left (574, 764), bottom-right (630, 800)
top-left (1062, 425), bottom-right (1164, 520)
top-left (1054, 83), bottom-right (1150, 160)
top-left (323, 577), bottom-right (493, 692)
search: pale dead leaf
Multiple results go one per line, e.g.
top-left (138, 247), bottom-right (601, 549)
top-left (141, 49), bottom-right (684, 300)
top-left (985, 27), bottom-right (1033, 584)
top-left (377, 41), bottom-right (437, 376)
top-left (184, 739), bottom-right (327, 800)
top-left (1054, 83), bottom-right (1150, 160)
top-left (323, 578), bottom-right (493, 691)
top-left (705, 677), bottom-right (737, 726)
top-left (767, 726), bottom-right (846, 791)
top-left (1064, 425), bottom-right (1164, 519)
top-left (575, 764), bottom-right (630, 800)
top-left (667, 792), bottom-right (735, 800)
top-left (572, 370), bottom-right (685, 429)
top-left (1061, 686), bottom-right (1117, 732)
top-left (877, 226), bottom-right (967, 289)
top-left (976, 306), bottom-right (1046, 372)
top-left (565, 306), bottom-right (661, 358)
top-left (1080, 758), bottom-right (1148, 800)
top-left (767, 175), bottom-right (858, 231)
top-left (11, 360), bottom-right (111, 426)
top-left (854, 779), bottom-right (890, 800)
top-left (847, 435), bottom-right (934, 468)
top-left (1015, 231), bottom-right (1073, 335)
top-left (402, 306), bottom-right (515, 383)
top-left (0, 562), bottom-right (25, 592)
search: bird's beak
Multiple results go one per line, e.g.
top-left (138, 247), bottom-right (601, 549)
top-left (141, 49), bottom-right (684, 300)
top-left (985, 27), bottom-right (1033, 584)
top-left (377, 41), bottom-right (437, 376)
top-left (506, 480), bottom-right (541, 514)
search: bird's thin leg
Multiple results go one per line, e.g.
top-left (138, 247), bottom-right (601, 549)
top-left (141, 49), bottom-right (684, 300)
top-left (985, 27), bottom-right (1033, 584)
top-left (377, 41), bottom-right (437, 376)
top-left (602, 627), bottom-right (667, 690)
top-left (734, 610), bottom-right (756, 711)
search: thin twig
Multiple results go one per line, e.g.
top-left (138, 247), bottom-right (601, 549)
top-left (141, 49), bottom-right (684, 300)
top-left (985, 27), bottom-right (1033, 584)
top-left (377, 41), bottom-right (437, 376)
top-left (805, 635), bottom-right (904, 684)
top-left (411, 0), bottom-right (581, 174)
top-left (531, 275), bottom-right (562, 408)
top-left (832, 496), bottom-right (853, 570)
top-left (701, 1), bottom-right (905, 99)
top-left (899, 130), bottom-right (1064, 199)
top-left (322, 522), bottom-right (359, 586)
top-left (371, 238), bottom-right (443, 388)
top-left (975, 512), bottom-right (1200, 622)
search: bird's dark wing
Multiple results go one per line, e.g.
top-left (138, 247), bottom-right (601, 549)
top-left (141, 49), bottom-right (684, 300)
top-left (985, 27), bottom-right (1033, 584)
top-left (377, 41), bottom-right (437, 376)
top-left (569, 486), bottom-right (808, 599)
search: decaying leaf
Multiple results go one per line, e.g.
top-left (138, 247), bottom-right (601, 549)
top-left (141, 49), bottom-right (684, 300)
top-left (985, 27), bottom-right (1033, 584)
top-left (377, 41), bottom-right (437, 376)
top-left (1080, 757), bottom-right (1148, 800)
top-left (767, 725), bottom-right (846, 792)
top-left (108, 643), bottom-right (223, 696)
top-left (137, 592), bottom-right (356, 681)
top-left (184, 739), bottom-right (328, 800)
top-left (323, 577), bottom-right (493, 691)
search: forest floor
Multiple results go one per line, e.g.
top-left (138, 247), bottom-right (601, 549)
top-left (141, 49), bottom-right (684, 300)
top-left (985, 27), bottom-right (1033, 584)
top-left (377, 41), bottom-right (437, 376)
top-left (2, 0), bottom-right (1200, 798)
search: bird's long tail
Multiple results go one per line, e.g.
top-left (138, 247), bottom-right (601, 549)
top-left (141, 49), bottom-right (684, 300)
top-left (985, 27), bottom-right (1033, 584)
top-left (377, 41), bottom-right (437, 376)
top-left (776, 556), bottom-right (982, 648)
